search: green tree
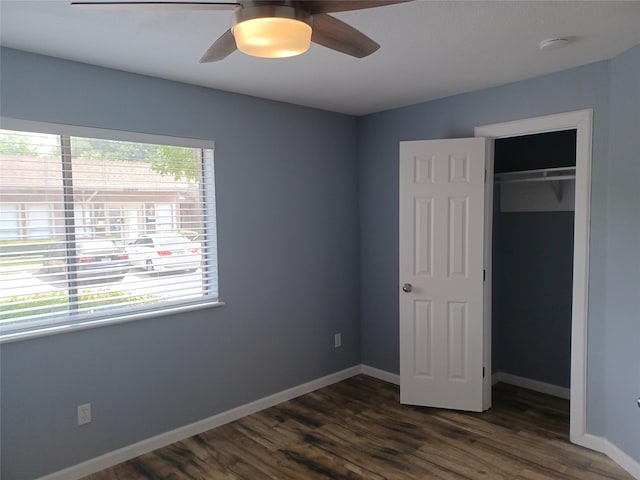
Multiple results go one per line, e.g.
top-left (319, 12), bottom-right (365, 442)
top-left (0, 133), bottom-right (40, 156)
top-left (71, 137), bottom-right (154, 162)
top-left (71, 137), bottom-right (199, 181)
top-left (150, 145), bottom-right (199, 181)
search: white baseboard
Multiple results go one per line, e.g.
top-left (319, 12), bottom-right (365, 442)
top-left (36, 365), bottom-right (639, 480)
top-left (576, 434), bottom-right (640, 479)
top-left (605, 439), bottom-right (640, 480)
top-left (38, 365), bottom-right (361, 480)
top-left (493, 373), bottom-right (639, 479)
top-left (364, 368), bottom-right (640, 479)
top-left (360, 364), bottom-right (400, 385)
top-left (492, 371), bottom-right (570, 399)
top-left (575, 431), bottom-right (609, 452)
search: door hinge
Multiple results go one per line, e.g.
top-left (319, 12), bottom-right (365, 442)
top-left (483, 367), bottom-right (486, 378)
top-left (484, 169), bottom-right (487, 182)
top-left (483, 269), bottom-right (486, 282)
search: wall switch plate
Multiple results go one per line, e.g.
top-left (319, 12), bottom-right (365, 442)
top-left (77, 403), bottom-right (91, 426)
top-left (334, 333), bottom-right (342, 348)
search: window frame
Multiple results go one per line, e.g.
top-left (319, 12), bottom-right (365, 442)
top-left (0, 117), bottom-right (223, 344)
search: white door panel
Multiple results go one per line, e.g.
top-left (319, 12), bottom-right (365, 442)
top-left (399, 137), bottom-right (489, 412)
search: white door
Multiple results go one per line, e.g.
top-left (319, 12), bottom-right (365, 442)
top-left (399, 137), bottom-right (490, 412)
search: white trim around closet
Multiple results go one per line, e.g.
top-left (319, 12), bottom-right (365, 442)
top-left (475, 109), bottom-right (593, 448)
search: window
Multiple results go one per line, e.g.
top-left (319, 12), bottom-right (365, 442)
top-left (27, 204), bottom-right (52, 239)
top-left (0, 122), bottom-right (219, 341)
top-left (0, 204), bottom-right (20, 240)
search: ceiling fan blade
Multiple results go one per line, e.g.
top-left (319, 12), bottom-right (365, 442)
top-left (200, 29), bottom-right (237, 62)
top-left (300, 0), bottom-right (412, 15)
top-left (311, 13), bottom-right (379, 58)
top-left (71, 2), bottom-right (237, 10)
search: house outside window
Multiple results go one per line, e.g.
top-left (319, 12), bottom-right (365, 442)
top-left (0, 123), bottom-right (220, 341)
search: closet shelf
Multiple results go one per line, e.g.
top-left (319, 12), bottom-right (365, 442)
top-left (495, 166), bottom-right (576, 203)
top-left (494, 166), bottom-right (576, 185)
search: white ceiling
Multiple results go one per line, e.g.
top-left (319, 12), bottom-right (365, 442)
top-left (1, 1), bottom-right (640, 115)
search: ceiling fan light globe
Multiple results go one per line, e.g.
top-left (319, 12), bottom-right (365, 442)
top-left (234, 17), bottom-right (311, 58)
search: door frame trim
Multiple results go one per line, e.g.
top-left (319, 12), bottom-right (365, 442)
top-left (475, 109), bottom-right (593, 446)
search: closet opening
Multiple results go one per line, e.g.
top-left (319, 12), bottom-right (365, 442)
top-left (491, 129), bottom-right (577, 429)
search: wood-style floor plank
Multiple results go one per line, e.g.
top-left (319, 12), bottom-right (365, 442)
top-left (83, 375), bottom-right (633, 480)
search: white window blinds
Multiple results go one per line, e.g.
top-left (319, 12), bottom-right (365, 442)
top-left (0, 127), bottom-right (219, 340)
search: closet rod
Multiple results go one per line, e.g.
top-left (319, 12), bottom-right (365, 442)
top-left (495, 166), bottom-right (576, 184)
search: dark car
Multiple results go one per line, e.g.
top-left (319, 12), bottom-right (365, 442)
top-left (43, 239), bottom-right (130, 282)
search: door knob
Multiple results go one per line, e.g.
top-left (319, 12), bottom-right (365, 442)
top-left (402, 283), bottom-right (413, 293)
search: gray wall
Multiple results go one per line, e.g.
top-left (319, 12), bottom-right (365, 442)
top-left (358, 60), bottom-right (616, 436)
top-left (491, 132), bottom-right (575, 389)
top-left (2, 42), bottom-right (639, 478)
top-left (358, 62), bottom-right (611, 433)
top-left (358, 45), bottom-right (639, 462)
top-left (492, 210), bottom-right (574, 388)
top-left (0, 48), bottom-right (361, 480)
top-left (605, 44), bottom-right (640, 462)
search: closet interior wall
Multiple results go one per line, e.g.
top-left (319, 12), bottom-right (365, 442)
top-left (492, 130), bottom-right (576, 390)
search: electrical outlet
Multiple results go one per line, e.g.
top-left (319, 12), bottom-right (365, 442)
top-left (77, 403), bottom-right (91, 426)
top-left (334, 333), bottom-right (342, 348)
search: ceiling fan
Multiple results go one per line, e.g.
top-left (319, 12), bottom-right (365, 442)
top-left (71, 1), bottom-right (411, 62)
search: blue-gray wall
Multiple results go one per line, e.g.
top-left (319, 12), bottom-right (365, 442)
top-left (358, 48), bottom-right (638, 465)
top-left (490, 132), bottom-right (575, 389)
top-left (358, 63), bottom-right (611, 435)
top-left (492, 211), bottom-right (574, 388)
top-left (0, 48), bottom-right (361, 480)
top-left (2, 42), bottom-right (639, 479)
top-left (605, 44), bottom-right (640, 462)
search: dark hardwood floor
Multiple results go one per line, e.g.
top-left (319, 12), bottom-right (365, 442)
top-left (84, 375), bottom-right (633, 479)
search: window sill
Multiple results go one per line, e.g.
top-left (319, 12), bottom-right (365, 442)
top-left (0, 300), bottom-right (225, 344)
